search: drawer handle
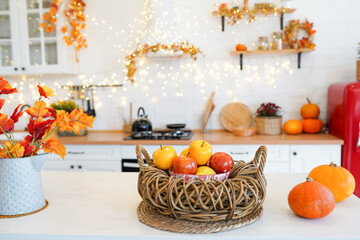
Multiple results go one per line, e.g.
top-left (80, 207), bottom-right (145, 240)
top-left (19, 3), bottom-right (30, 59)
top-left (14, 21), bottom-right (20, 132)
top-left (231, 152), bottom-right (249, 155)
top-left (68, 151), bottom-right (85, 155)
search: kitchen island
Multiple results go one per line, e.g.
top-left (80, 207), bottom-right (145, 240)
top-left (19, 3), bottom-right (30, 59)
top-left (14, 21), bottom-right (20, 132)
top-left (0, 172), bottom-right (358, 240)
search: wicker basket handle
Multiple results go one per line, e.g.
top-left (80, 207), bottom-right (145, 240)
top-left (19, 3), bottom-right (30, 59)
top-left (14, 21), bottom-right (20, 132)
top-left (136, 144), bottom-right (154, 170)
top-left (251, 145), bottom-right (267, 174)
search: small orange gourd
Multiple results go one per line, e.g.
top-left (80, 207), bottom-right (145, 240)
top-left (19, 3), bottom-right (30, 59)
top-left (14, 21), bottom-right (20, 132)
top-left (300, 98), bottom-right (320, 119)
top-left (308, 162), bottom-right (356, 202)
top-left (283, 120), bottom-right (303, 135)
top-left (302, 119), bottom-right (324, 133)
top-left (288, 177), bottom-right (335, 219)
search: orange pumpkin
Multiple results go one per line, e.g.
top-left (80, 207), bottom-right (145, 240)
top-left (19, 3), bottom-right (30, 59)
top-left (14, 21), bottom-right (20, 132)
top-left (283, 120), bottom-right (303, 135)
top-left (300, 98), bottom-right (320, 119)
top-left (302, 119), bottom-right (324, 133)
top-left (288, 177), bottom-right (335, 219)
top-left (308, 162), bottom-right (356, 202)
top-left (235, 44), bottom-right (247, 51)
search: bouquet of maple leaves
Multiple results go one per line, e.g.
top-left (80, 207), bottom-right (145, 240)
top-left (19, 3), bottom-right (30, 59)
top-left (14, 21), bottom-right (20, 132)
top-left (0, 77), bottom-right (94, 160)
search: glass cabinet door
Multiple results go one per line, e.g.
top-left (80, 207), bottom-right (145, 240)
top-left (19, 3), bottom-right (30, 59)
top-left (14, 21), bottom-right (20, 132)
top-left (25, 0), bottom-right (58, 68)
top-left (0, 0), bottom-right (14, 68)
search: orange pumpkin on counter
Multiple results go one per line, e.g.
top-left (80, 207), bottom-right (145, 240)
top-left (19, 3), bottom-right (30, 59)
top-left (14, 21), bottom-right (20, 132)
top-left (300, 98), bottom-right (320, 119)
top-left (283, 120), bottom-right (303, 135)
top-left (288, 177), bottom-right (335, 219)
top-left (235, 44), bottom-right (247, 51)
top-left (308, 162), bottom-right (356, 202)
top-left (302, 119), bottom-right (324, 133)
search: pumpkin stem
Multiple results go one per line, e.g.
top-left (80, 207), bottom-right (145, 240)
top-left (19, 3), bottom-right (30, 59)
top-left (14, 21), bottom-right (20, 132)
top-left (329, 161), bottom-right (337, 167)
top-left (306, 97), bottom-right (311, 104)
top-left (186, 152), bottom-right (191, 158)
top-left (306, 177), bottom-right (313, 182)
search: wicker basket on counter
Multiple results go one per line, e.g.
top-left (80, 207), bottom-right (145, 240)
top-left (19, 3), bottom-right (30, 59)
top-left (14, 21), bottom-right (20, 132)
top-left (136, 144), bottom-right (267, 223)
top-left (255, 116), bottom-right (282, 135)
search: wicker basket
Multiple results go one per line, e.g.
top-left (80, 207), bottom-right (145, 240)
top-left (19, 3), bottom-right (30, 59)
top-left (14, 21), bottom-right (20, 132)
top-left (255, 116), bottom-right (282, 135)
top-left (136, 144), bottom-right (267, 222)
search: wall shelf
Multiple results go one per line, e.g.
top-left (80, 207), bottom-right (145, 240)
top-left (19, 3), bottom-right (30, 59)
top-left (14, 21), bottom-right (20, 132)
top-left (217, 8), bottom-right (296, 31)
top-left (230, 49), bottom-right (315, 70)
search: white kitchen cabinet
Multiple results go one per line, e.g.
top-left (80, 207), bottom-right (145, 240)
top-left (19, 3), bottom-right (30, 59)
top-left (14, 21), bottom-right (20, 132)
top-left (0, 0), bottom-right (77, 75)
top-left (212, 144), bottom-right (290, 173)
top-left (43, 145), bottom-right (121, 172)
top-left (289, 145), bottom-right (341, 173)
top-left (42, 144), bottom-right (341, 173)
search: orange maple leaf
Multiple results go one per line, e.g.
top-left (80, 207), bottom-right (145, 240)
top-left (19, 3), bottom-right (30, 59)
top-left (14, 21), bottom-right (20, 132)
top-left (0, 114), bottom-right (14, 133)
top-left (26, 101), bottom-right (49, 122)
top-left (42, 138), bottom-right (66, 160)
top-left (53, 108), bottom-right (94, 135)
top-left (0, 148), bottom-right (9, 158)
top-left (37, 84), bottom-right (55, 98)
top-left (0, 77), bottom-right (18, 95)
top-left (68, 108), bottom-right (94, 134)
top-left (4, 141), bottom-right (25, 158)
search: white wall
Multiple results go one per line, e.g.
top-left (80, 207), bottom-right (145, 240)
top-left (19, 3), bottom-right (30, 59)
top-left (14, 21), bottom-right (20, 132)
top-left (6, 0), bottom-right (360, 131)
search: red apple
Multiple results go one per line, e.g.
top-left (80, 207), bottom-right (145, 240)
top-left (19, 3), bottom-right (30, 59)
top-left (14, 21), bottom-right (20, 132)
top-left (172, 155), bottom-right (197, 174)
top-left (209, 152), bottom-right (233, 173)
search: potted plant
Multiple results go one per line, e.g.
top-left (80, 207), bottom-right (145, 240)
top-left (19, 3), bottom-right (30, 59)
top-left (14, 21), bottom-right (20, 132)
top-left (50, 100), bottom-right (88, 136)
top-left (255, 102), bottom-right (283, 135)
top-left (0, 77), bottom-right (94, 217)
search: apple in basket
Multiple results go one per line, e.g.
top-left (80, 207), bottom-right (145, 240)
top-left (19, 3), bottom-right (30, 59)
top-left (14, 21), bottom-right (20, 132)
top-left (188, 140), bottom-right (212, 166)
top-left (152, 145), bottom-right (177, 170)
top-left (209, 152), bottom-right (234, 174)
top-left (172, 155), bottom-right (197, 175)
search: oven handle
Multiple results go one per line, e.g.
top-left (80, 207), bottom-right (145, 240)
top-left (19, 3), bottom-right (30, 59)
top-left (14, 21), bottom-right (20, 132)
top-left (121, 159), bottom-right (148, 172)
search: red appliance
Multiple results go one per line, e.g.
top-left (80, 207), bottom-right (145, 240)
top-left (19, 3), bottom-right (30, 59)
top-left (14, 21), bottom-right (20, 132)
top-left (327, 82), bottom-right (360, 197)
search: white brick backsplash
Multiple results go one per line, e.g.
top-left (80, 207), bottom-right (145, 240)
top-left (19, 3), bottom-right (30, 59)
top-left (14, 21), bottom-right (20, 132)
top-left (4, 0), bottom-right (360, 131)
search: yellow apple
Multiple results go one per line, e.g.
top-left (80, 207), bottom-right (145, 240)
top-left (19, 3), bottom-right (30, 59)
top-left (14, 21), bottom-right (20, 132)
top-left (188, 140), bottom-right (212, 166)
top-left (180, 148), bottom-right (189, 156)
top-left (152, 146), bottom-right (177, 170)
top-left (195, 166), bottom-right (216, 175)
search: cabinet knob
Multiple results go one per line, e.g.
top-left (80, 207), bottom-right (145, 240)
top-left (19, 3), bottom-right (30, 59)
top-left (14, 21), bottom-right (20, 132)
top-left (78, 165), bottom-right (82, 169)
top-left (70, 165), bottom-right (74, 169)
top-left (22, 67), bottom-right (25, 71)
top-left (293, 152), bottom-right (297, 156)
top-left (14, 67), bottom-right (18, 71)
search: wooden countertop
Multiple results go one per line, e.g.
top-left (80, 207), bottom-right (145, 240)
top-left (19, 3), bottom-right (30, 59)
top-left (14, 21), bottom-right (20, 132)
top-left (41, 130), bottom-right (343, 145)
top-left (0, 172), bottom-right (358, 240)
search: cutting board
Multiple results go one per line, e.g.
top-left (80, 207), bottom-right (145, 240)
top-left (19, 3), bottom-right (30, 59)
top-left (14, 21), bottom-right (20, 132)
top-left (220, 102), bottom-right (252, 132)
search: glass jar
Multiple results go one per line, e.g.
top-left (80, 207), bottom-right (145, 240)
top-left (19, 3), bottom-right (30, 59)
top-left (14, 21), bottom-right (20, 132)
top-left (272, 32), bottom-right (282, 50)
top-left (258, 36), bottom-right (268, 50)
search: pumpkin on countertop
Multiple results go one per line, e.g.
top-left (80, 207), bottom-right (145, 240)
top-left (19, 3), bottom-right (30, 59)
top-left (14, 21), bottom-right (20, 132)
top-left (288, 177), bottom-right (335, 219)
top-left (300, 98), bottom-right (320, 119)
top-left (308, 162), bottom-right (356, 202)
top-left (283, 120), bottom-right (303, 135)
top-left (302, 119), bottom-right (324, 133)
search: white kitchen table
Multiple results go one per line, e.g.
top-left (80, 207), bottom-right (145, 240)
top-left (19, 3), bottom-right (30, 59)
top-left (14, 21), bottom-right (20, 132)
top-left (0, 172), bottom-right (359, 240)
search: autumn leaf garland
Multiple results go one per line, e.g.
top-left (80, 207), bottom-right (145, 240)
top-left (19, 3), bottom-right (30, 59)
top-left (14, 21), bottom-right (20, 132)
top-left (40, 0), bottom-right (87, 63)
top-left (0, 78), bottom-right (95, 160)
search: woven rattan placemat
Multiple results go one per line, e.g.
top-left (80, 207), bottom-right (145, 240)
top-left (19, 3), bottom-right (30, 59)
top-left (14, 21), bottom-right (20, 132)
top-left (137, 200), bottom-right (263, 234)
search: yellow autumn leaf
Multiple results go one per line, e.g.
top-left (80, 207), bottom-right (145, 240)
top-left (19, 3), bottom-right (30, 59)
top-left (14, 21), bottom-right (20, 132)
top-left (4, 141), bottom-right (24, 158)
top-left (42, 138), bottom-right (66, 160)
top-left (37, 84), bottom-right (55, 98)
top-left (26, 101), bottom-right (49, 122)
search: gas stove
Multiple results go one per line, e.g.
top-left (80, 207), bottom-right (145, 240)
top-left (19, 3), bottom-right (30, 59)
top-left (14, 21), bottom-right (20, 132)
top-left (124, 129), bottom-right (194, 140)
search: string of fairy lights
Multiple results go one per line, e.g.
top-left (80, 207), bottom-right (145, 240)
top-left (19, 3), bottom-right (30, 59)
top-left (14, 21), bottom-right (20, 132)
top-left (3, 0), bottom-right (299, 109)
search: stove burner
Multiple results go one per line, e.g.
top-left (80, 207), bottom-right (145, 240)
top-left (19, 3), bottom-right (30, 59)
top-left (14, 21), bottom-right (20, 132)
top-left (124, 129), bottom-right (193, 140)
